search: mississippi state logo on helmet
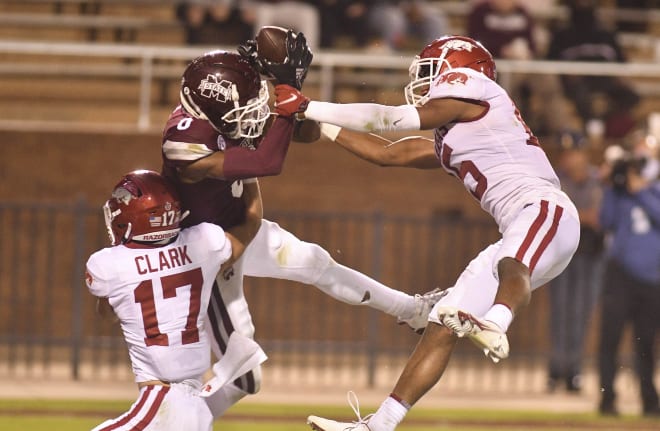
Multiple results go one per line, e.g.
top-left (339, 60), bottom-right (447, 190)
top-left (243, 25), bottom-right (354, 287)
top-left (103, 170), bottom-right (188, 246)
top-left (405, 35), bottom-right (496, 106)
top-left (180, 50), bottom-right (270, 139)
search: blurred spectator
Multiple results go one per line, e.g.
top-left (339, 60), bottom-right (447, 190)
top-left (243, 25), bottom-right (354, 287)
top-left (547, 133), bottom-right (604, 394)
top-left (176, 0), bottom-right (252, 45)
top-left (317, 1), bottom-right (371, 48)
top-left (366, 1), bottom-right (449, 52)
top-left (177, 1), bottom-right (320, 49)
top-left (546, 0), bottom-right (640, 142)
top-left (597, 140), bottom-right (660, 417)
top-left (248, 0), bottom-right (321, 50)
top-left (467, 0), bottom-right (537, 60)
top-left (466, 0), bottom-right (537, 119)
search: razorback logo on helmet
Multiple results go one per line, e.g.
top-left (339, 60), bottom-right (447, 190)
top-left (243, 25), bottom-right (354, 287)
top-left (438, 71), bottom-right (469, 85)
top-left (198, 75), bottom-right (234, 102)
top-left (85, 270), bottom-right (93, 287)
top-left (443, 39), bottom-right (474, 52)
top-left (112, 187), bottom-right (134, 205)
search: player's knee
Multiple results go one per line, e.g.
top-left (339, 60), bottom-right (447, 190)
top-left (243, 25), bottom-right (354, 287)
top-left (283, 240), bottom-right (333, 284)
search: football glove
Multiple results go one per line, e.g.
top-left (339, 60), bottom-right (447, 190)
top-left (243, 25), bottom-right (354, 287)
top-left (237, 38), bottom-right (268, 76)
top-left (274, 84), bottom-right (310, 117)
top-left (263, 31), bottom-right (313, 90)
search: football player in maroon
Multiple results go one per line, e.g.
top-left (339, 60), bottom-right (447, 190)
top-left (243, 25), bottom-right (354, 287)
top-left (161, 30), bottom-right (443, 418)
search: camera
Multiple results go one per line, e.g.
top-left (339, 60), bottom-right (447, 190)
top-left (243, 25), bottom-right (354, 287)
top-left (609, 156), bottom-right (647, 193)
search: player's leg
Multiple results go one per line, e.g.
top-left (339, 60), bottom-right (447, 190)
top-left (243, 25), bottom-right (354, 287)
top-left (308, 323), bottom-right (457, 431)
top-left (242, 219), bottom-right (440, 330)
top-left (490, 199), bottom-right (580, 326)
top-left (92, 384), bottom-right (195, 431)
top-left (632, 276), bottom-right (660, 415)
top-left (203, 256), bottom-right (263, 418)
top-left (597, 261), bottom-right (628, 415)
top-left (437, 199), bottom-right (580, 362)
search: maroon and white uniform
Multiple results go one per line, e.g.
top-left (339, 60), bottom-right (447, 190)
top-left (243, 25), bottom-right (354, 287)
top-left (87, 223), bottom-right (231, 431)
top-left (423, 67), bottom-right (579, 320)
top-left (305, 66), bottom-right (580, 322)
top-left (161, 106), bottom-right (425, 417)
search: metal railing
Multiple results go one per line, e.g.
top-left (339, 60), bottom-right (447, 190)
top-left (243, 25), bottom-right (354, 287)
top-left (1, 39), bottom-right (660, 133)
top-left (0, 200), bottom-right (587, 393)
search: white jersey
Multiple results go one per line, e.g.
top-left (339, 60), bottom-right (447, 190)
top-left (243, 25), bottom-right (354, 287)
top-left (86, 223), bottom-right (231, 383)
top-left (428, 67), bottom-right (572, 231)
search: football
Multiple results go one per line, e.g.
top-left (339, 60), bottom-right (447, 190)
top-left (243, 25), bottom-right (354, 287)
top-left (255, 25), bottom-right (289, 64)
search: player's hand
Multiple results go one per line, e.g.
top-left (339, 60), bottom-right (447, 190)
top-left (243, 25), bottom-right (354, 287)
top-left (238, 38), bottom-right (268, 76)
top-left (262, 31), bottom-right (313, 90)
top-left (274, 84), bottom-right (310, 117)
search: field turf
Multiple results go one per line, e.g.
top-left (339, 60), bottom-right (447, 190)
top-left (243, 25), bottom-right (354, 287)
top-left (0, 398), bottom-right (658, 430)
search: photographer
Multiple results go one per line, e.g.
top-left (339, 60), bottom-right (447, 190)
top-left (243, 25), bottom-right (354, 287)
top-left (597, 147), bottom-right (660, 417)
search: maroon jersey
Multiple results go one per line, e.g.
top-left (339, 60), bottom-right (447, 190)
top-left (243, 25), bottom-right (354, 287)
top-left (162, 106), bottom-right (249, 230)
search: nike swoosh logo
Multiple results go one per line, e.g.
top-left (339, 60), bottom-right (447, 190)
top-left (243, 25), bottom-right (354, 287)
top-left (393, 118), bottom-right (403, 126)
top-left (277, 94), bottom-right (298, 106)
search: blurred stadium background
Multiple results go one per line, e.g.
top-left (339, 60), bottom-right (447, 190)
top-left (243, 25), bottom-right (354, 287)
top-left (0, 0), bottom-right (659, 420)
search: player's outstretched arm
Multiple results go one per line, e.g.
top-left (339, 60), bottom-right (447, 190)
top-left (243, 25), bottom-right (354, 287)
top-left (323, 125), bottom-right (440, 169)
top-left (175, 118), bottom-right (295, 182)
top-left (275, 85), bottom-right (485, 132)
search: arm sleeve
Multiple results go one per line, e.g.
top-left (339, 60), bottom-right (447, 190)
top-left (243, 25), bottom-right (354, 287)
top-left (304, 101), bottom-right (420, 132)
top-left (199, 223), bottom-right (233, 264)
top-left (222, 116), bottom-right (294, 180)
top-left (85, 253), bottom-right (112, 298)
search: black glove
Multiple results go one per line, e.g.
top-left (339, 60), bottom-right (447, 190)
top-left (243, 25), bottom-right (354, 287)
top-left (237, 38), bottom-right (269, 76)
top-left (262, 30), bottom-right (313, 90)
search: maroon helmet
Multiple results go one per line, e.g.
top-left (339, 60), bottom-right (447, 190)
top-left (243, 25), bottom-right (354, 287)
top-left (180, 50), bottom-right (270, 139)
top-left (103, 170), bottom-right (187, 246)
top-left (405, 35), bottom-right (497, 105)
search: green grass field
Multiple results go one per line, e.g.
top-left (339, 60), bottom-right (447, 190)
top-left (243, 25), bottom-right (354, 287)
top-left (1, 398), bottom-right (658, 431)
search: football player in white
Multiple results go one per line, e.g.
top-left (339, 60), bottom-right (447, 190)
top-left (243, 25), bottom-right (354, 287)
top-left (274, 35), bottom-right (580, 431)
top-left (86, 170), bottom-right (264, 431)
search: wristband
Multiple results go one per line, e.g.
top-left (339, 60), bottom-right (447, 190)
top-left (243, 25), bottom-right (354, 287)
top-left (320, 123), bottom-right (341, 141)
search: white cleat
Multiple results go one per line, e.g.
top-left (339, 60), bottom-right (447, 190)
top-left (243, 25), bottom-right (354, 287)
top-left (398, 287), bottom-right (448, 334)
top-left (307, 416), bottom-right (370, 431)
top-left (308, 391), bottom-right (372, 431)
top-left (437, 306), bottom-right (510, 363)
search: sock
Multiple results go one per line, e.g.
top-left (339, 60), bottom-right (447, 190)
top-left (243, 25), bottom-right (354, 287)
top-left (483, 303), bottom-right (513, 332)
top-left (203, 383), bottom-right (249, 418)
top-left (367, 394), bottom-right (410, 431)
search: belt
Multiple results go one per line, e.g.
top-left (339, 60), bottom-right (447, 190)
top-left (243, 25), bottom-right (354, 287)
top-left (138, 380), bottom-right (170, 388)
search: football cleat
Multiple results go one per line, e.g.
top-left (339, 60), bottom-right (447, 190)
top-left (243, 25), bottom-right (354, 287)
top-left (437, 306), bottom-right (509, 363)
top-left (307, 416), bottom-right (370, 431)
top-left (307, 391), bottom-right (372, 431)
top-left (398, 287), bottom-right (448, 334)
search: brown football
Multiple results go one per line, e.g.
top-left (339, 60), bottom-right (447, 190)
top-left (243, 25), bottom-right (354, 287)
top-left (255, 26), bottom-right (289, 64)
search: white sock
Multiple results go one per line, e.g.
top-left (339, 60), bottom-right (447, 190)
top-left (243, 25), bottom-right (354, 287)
top-left (483, 303), bottom-right (513, 332)
top-left (204, 383), bottom-right (249, 418)
top-left (368, 395), bottom-right (410, 431)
